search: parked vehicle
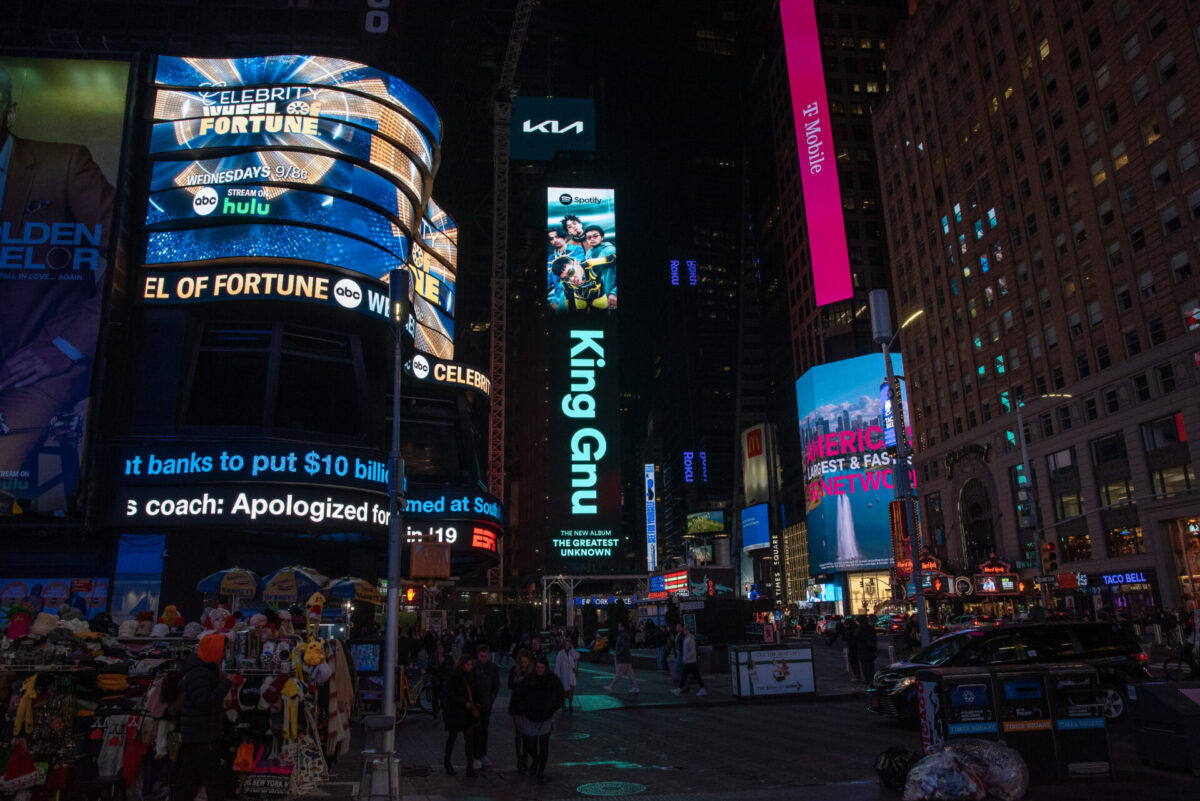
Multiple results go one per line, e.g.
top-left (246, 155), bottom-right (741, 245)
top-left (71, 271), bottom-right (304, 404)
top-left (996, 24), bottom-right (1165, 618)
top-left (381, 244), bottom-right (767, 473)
top-left (944, 614), bottom-right (999, 632)
top-left (867, 622), bottom-right (1151, 722)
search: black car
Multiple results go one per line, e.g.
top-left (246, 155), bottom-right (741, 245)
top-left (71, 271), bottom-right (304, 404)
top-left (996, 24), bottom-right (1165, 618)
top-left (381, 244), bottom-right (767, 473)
top-left (867, 622), bottom-right (1151, 721)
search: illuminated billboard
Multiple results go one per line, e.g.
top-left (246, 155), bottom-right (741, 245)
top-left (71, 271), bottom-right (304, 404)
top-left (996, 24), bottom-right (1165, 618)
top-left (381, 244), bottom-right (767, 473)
top-left (687, 510), bottom-right (725, 535)
top-left (545, 187), bottom-right (617, 313)
top-left (0, 56), bottom-right (131, 518)
top-left (741, 504), bottom-right (770, 551)
top-left (645, 464), bottom-right (658, 572)
top-left (145, 55), bottom-right (457, 359)
top-left (796, 353), bottom-right (910, 574)
top-left (779, 0), bottom-right (853, 306)
top-left (546, 187), bottom-right (621, 572)
top-left (512, 97), bottom-right (595, 160)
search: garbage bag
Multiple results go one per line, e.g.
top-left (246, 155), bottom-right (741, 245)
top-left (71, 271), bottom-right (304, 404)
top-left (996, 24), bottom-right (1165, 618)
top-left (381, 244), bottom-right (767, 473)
top-left (944, 740), bottom-right (1029, 801)
top-left (902, 751), bottom-right (987, 801)
top-left (876, 746), bottom-right (925, 792)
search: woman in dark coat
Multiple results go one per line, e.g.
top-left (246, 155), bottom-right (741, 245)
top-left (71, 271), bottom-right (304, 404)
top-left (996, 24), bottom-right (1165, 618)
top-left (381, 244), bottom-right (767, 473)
top-left (442, 654), bottom-right (480, 776)
top-left (512, 656), bottom-right (563, 784)
top-left (507, 648), bottom-right (534, 773)
top-left (426, 639), bottom-right (453, 719)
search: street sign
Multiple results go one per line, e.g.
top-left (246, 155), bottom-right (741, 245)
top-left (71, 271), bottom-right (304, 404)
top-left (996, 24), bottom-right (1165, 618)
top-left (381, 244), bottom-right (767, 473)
top-left (1033, 575), bottom-right (1057, 585)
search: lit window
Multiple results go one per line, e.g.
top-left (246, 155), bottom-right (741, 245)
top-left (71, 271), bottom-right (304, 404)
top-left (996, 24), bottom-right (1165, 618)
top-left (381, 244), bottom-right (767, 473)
top-left (981, 256), bottom-right (990, 273)
top-left (987, 208), bottom-right (998, 228)
top-left (954, 203), bottom-right (963, 222)
top-left (975, 220), bottom-right (985, 239)
top-left (1038, 38), bottom-right (1050, 60)
top-left (942, 215), bottom-right (950, 234)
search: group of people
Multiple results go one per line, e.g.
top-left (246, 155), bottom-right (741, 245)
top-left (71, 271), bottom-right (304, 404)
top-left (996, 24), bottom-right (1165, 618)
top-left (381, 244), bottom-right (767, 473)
top-left (546, 214), bottom-right (617, 312)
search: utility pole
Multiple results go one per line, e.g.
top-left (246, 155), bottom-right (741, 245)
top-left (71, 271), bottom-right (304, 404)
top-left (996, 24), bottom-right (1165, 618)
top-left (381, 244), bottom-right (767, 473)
top-left (869, 290), bottom-right (929, 647)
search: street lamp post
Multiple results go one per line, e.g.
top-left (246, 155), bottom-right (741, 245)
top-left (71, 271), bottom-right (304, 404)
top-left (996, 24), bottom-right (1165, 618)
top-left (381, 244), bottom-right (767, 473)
top-left (868, 290), bottom-right (930, 647)
top-left (1013, 393), bottom-right (1071, 611)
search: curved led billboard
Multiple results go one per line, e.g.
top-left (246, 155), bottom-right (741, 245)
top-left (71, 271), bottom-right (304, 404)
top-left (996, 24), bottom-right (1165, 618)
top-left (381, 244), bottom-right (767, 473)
top-left (796, 353), bottom-right (911, 574)
top-left (145, 56), bottom-right (457, 359)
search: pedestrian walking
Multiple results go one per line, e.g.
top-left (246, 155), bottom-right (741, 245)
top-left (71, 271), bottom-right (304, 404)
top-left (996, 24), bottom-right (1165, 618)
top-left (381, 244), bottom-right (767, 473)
top-left (473, 645), bottom-right (501, 769)
top-left (442, 654), bottom-right (480, 776)
top-left (903, 613), bottom-right (921, 656)
top-left (854, 615), bottom-right (878, 685)
top-left (672, 622), bottom-right (685, 683)
top-left (171, 633), bottom-right (233, 801)
top-left (671, 624), bottom-right (707, 696)
top-left (604, 621), bottom-right (640, 693)
top-left (845, 616), bottom-right (861, 681)
top-left (426, 639), bottom-right (452, 719)
top-left (554, 636), bottom-right (579, 711)
top-left (507, 648), bottom-right (534, 773)
top-left (513, 656), bottom-right (564, 784)
top-left (653, 625), bottom-right (668, 671)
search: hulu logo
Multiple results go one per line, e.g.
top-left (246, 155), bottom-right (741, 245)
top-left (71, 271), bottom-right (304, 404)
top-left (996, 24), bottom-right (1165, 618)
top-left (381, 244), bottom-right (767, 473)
top-left (223, 198), bottom-right (271, 216)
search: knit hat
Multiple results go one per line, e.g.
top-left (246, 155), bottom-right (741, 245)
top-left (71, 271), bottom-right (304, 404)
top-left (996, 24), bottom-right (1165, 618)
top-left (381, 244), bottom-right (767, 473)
top-left (60, 607), bottom-right (83, 622)
top-left (197, 632), bottom-right (226, 664)
top-left (151, 623), bottom-right (169, 638)
top-left (135, 620), bottom-right (153, 637)
top-left (118, 620), bottom-right (138, 638)
top-left (182, 622), bottom-right (205, 640)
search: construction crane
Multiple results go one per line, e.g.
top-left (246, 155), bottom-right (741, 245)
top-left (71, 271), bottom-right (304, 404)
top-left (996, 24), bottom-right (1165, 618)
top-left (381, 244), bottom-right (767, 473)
top-left (488, 0), bottom-right (533, 587)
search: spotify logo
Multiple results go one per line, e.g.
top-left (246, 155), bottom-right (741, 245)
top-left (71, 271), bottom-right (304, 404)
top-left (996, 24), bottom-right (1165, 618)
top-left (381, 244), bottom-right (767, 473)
top-left (193, 187), bottom-right (219, 216)
top-left (333, 278), bottom-right (363, 308)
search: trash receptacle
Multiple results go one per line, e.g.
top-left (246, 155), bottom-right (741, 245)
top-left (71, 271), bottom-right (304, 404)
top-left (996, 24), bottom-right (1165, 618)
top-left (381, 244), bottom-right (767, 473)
top-left (991, 666), bottom-right (1058, 783)
top-left (914, 668), bottom-right (998, 749)
top-left (1045, 663), bottom-right (1112, 780)
top-left (1128, 681), bottom-right (1200, 774)
top-left (359, 715), bottom-right (398, 801)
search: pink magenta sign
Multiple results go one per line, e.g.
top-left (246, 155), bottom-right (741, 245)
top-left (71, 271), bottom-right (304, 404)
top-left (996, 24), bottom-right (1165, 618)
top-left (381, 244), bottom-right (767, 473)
top-left (780, 0), bottom-right (853, 306)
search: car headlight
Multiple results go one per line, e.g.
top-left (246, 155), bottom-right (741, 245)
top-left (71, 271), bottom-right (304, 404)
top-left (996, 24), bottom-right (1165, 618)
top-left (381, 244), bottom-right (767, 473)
top-left (893, 676), bottom-right (916, 692)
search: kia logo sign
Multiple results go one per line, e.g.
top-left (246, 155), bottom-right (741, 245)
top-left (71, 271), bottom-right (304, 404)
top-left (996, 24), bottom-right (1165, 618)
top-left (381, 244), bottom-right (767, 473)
top-left (193, 187), bottom-right (219, 216)
top-left (412, 354), bottom-right (430, 379)
top-left (522, 119), bottom-right (584, 135)
top-left (559, 194), bottom-right (573, 205)
top-left (333, 278), bottom-right (363, 308)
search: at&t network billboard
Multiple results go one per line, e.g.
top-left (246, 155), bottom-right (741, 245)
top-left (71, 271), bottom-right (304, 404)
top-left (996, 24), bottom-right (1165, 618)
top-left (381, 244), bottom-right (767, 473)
top-left (796, 353), bottom-right (911, 574)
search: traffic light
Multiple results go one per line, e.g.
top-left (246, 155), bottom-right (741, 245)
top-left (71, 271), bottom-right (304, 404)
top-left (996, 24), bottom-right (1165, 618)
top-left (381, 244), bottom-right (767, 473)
top-left (1041, 540), bottom-right (1058, 573)
top-left (1016, 487), bottom-right (1035, 528)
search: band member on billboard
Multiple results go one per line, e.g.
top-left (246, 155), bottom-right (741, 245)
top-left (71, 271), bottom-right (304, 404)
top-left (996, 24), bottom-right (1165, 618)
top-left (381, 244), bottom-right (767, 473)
top-left (561, 214), bottom-right (585, 246)
top-left (550, 255), bottom-right (608, 311)
top-left (0, 64), bottom-right (114, 489)
top-left (546, 226), bottom-right (583, 311)
top-left (581, 225), bottom-right (616, 309)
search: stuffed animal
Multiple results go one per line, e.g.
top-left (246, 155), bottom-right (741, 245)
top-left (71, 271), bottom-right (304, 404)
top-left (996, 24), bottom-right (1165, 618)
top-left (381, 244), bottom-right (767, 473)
top-left (305, 592), bottom-right (325, 638)
top-left (276, 609), bottom-right (295, 638)
top-left (205, 605), bottom-right (231, 632)
top-left (3, 602), bottom-right (34, 640)
top-left (159, 605), bottom-right (183, 628)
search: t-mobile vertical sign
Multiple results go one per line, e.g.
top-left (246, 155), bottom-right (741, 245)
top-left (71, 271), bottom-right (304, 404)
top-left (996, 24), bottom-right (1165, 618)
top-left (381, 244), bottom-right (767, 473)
top-left (645, 464), bottom-right (658, 572)
top-left (780, 0), bottom-right (853, 306)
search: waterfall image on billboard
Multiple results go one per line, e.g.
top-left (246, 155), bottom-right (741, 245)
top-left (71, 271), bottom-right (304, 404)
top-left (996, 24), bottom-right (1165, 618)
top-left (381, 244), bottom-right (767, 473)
top-left (836, 494), bottom-right (860, 563)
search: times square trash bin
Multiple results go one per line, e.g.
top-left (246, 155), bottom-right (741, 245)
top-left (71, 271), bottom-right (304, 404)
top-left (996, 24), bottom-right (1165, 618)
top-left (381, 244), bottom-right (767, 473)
top-left (1128, 681), bottom-right (1200, 774)
top-left (1044, 663), bottom-right (1113, 780)
top-left (914, 668), bottom-right (999, 750)
top-left (991, 666), bottom-right (1058, 783)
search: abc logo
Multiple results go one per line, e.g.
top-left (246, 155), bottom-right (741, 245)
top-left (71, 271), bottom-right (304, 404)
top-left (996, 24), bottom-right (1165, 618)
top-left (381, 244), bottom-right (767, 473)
top-left (333, 278), bottom-right (363, 309)
top-left (559, 193), bottom-right (573, 205)
top-left (412, 355), bottom-right (430, 379)
top-left (193, 187), bottom-right (219, 216)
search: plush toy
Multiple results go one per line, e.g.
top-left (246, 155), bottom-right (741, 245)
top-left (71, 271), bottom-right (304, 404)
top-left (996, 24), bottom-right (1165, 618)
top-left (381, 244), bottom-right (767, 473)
top-left (305, 592), bottom-right (325, 638)
top-left (276, 609), bottom-right (295, 638)
top-left (159, 605), bottom-right (183, 628)
top-left (205, 605), bottom-right (231, 632)
top-left (3, 602), bottom-right (34, 640)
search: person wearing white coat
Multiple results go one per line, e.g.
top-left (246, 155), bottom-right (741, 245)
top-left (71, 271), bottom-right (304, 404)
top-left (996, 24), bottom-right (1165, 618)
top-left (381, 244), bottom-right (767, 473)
top-left (553, 639), bottom-right (579, 711)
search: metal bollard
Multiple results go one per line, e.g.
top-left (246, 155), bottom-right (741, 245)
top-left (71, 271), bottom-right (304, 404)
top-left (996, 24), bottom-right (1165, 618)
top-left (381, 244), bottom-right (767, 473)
top-left (844, 647), bottom-right (851, 674)
top-left (1154, 623), bottom-right (1163, 645)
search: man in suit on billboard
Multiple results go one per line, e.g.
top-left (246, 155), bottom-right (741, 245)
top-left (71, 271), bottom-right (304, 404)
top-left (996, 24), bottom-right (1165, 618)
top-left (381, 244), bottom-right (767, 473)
top-left (0, 63), bottom-right (115, 491)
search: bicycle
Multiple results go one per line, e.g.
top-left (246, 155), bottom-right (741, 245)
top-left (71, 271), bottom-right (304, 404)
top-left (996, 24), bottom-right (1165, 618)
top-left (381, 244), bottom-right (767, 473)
top-left (1163, 642), bottom-right (1199, 681)
top-left (395, 666), bottom-right (436, 723)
